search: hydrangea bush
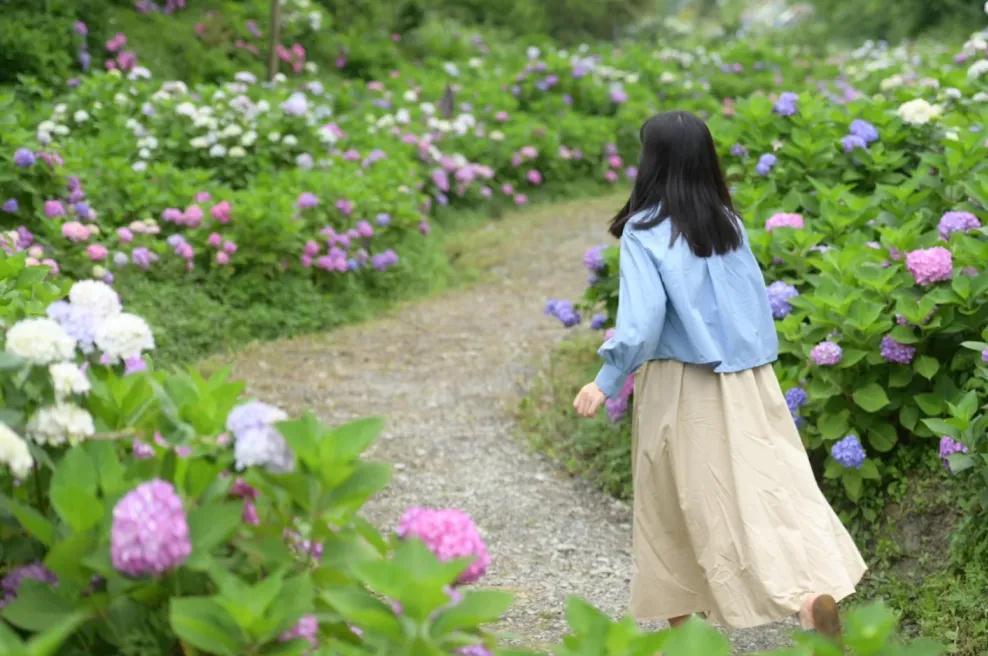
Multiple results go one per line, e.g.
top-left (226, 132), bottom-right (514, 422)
top-left (552, 15), bottom-right (988, 524)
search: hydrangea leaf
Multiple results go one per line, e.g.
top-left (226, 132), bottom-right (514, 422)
top-left (851, 383), bottom-right (890, 412)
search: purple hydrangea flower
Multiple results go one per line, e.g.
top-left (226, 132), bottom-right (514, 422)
top-left (396, 507), bottom-right (490, 585)
top-left (370, 249), bottom-right (399, 271)
top-left (773, 92), bottom-right (798, 116)
top-left (131, 247), bottom-right (156, 270)
top-left (375, 212), bottom-right (391, 227)
top-left (766, 281), bottom-right (799, 318)
top-left (111, 479), bottom-right (191, 576)
top-left (46, 300), bottom-right (98, 353)
top-left (458, 647), bottom-right (492, 656)
top-left (590, 313), bottom-right (607, 330)
top-left (2, 199), bottom-right (17, 213)
top-left (938, 436), bottom-right (968, 472)
top-left (132, 438), bottom-right (154, 459)
top-left (982, 347), bottom-right (988, 363)
top-left (832, 434), bottom-right (866, 469)
top-left (730, 143), bottom-right (748, 158)
top-left (279, 614), bottom-right (318, 648)
top-left (905, 247), bottom-right (952, 285)
top-left (842, 134), bottom-right (867, 153)
top-left (583, 245), bottom-right (606, 272)
top-left (937, 211), bottom-right (980, 240)
top-left (756, 153), bottom-right (777, 176)
top-left (13, 148), bottom-right (36, 168)
top-left (0, 563), bottom-right (57, 607)
top-left (785, 386), bottom-right (807, 428)
top-left (44, 200), bottom-right (66, 218)
top-left (544, 298), bottom-right (580, 327)
top-left (605, 374), bottom-right (635, 422)
top-left (810, 341), bottom-right (842, 366)
top-left (849, 119), bottom-right (879, 144)
top-left (879, 335), bottom-right (916, 364)
top-left (296, 192), bottom-right (319, 209)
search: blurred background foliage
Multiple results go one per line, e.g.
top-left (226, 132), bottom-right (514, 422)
top-left (2, 0), bottom-right (985, 91)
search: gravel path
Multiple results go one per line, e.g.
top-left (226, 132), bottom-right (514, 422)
top-left (226, 196), bottom-right (800, 653)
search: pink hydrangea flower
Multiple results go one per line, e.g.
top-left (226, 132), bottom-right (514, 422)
top-left (279, 615), bottom-right (318, 648)
top-left (905, 247), bottom-right (952, 286)
top-left (117, 227), bottom-right (134, 243)
top-left (86, 244), bottom-right (108, 261)
top-left (207, 233), bottom-right (223, 248)
top-left (210, 201), bottom-right (232, 224)
top-left (765, 212), bottom-right (805, 231)
top-left (396, 507), bottom-right (490, 585)
top-left (216, 251), bottom-right (230, 265)
top-left (44, 200), bottom-right (66, 218)
top-left (62, 221), bottom-right (90, 242)
top-left (182, 205), bottom-right (204, 228)
top-left (111, 480), bottom-right (191, 576)
top-left (526, 169), bottom-right (543, 185)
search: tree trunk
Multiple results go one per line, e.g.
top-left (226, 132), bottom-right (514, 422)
top-left (267, 0), bottom-right (283, 81)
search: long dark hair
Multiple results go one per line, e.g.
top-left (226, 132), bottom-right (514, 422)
top-left (609, 111), bottom-right (741, 257)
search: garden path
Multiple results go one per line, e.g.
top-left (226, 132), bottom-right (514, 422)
top-left (227, 195), bottom-right (799, 652)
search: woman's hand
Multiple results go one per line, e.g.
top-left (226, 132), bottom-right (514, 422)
top-left (573, 382), bottom-right (606, 418)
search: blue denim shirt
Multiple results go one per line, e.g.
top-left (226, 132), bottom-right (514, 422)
top-left (594, 207), bottom-right (779, 398)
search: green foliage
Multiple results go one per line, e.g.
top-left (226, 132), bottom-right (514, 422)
top-left (801, 0), bottom-right (984, 43)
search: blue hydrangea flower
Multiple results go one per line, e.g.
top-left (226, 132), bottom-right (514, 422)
top-left (755, 153), bottom-right (777, 176)
top-left (583, 245), bottom-right (606, 272)
top-left (849, 119), bottom-right (879, 144)
top-left (773, 92), bottom-right (798, 116)
top-left (842, 134), bottom-right (867, 153)
top-left (590, 313), bottom-right (607, 330)
top-left (766, 281), bottom-right (799, 319)
top-left (831, 434), bottom-right (866, 469)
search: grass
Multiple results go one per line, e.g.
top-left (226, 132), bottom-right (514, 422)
top-left (517, 332), bottom-right (988, 654)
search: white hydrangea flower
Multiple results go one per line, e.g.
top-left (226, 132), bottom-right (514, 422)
top-left (49, 362), bottom-right (90, 398)
top-left (879, 74), bottom-right (905, 91)
top-left (273, 73), bottom-right (287, 84)
top-left (241, 130), bottom-right (257, 146)
top-left (74, 110), bottom-right (90, 123)
top-left (489, 130), bottom-right (505, 141)
top-left (94, 313), bottom-right (154, 362)
top-left (897, 98), bottom-right (943, 125)
top-left (0, 423), bottom-right (33, 479)
top-left (27, 403), bottom-right (94, 446)
top-left (229, 146), bottom-right (247, 158)
top-left (209, 144), bottom-right (227, 158)
top-left (974, 91), bottom-right (988, 103)
top-left (945, 129), bottom-right (959, 141)
top-left (526, 46), bottom-right (541, 60)
top-left (5, 319), bottom-right (76, 365)
top-left (220, 124), bottom-right (243, 139)
top-left (132, 161), bottom-right (148, 173)
top-left (176, 102), bottom-right (197, 117)
top-left (234, 71), bottom-right (257, 84)
top-left (443, 62), bottom-right (460, 77)
top-left (53, 124), bottom-right (70, 136)
top-left (70, 280), bottom-right (121, 318)
top-left (420, 102), bottom-right (436, 116)
top-left (190, 136), bottom-right (210, 149)
top-left (943, 87), bottom-right (962, 100)
top-left (268, 131), bottom-right (282, 143)
top-left (403, 90), bottom-right (418, 103)
top-left (968, 60), bottom-right (988, 81)
top-left (282, 134), bottom-right (298, 147)
top-left (304, 62), bottom-right (317, 74)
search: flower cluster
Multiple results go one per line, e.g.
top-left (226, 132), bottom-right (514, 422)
top-left (111, 479), bottom-right (191, 576)
top-left (879, 335), bottom-right (916, 364)
top-left (831, 434), bottom-right (866, 469)
top-left (0, 423), bottom-right (34, 480)
top-left (0, 563), bottom-right (57, 608)
top-left (810, 341), bottom-right (843, 366)
top-left (897, 98), bottom-right (943, 125)
top-left (772, 91), bottom-right (798, 116)
top-left (937, 211), bottom-right (981, 240)
top-left (544, 299), bottom-right (581, 327)
top-left (938, 436), bottom-right (968, 472)
top-left (766, 281), bottom-right (799, 319)
top-left (841, 119), bottom-right (879, 152)
top-left (395, 507), bottom-right (490, 585)
top-left (784, 386), bottom-right (808, 427)
top-left (279, 614), bottom-right (318, 648)
top-left (765, 212), bottom-right (804, 231)
top-left (905, 247), bottom-right (953, 286)
top-left (226, 400), bottom-right (294, 472)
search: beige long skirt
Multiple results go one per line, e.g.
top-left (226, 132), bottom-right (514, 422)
top-left (630, 359), bottom-right (868, 629)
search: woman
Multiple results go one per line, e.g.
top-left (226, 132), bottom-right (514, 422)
top-left (572, 111), bottom-right (867, 639)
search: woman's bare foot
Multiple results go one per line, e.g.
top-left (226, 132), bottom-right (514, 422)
top-left (799, 593), bottom-right (842, 640)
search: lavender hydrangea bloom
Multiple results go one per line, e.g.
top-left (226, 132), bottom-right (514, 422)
top-left (849, 119), bottom-right (879, 143)
top-left (879, 335), bottom-right (916, 364)
top-left (730, 143), bottom-right (748, 158)
top-left (583, 245), bottom-right (606, 272)
top-left (227, 401), bottom-right (294, 472)
top-left (766, 281), bottom-right (799, 319)
top-left (458, 647), bottom-right (492, 656)
top-left (785, 386), bottom-right (807, 427)
top-left (810, 341), bottom-right (842, 366)
top-left (396, 507), bottom-right (491, 585)
top-left (46, 300), bottom-right (99, 353)
top-left (755, 153), bottom-right (777, 176)
top-left (842, 134), bottom-right (867, 153)
top-left (544, 299), bottom-right (580, 327)
top-left (0, 563), bottom-right (57, 607)
top-left (982, 347), bottom-right (988, 363)
top-left (296, 192), bottom-right (319, 209)
top-left (13, 148), bottom-right (36, 168)
top-left (938, 436), bottom-right (968, 472)
top-left (1, 199), bottom-right (17, 213)
top-left (773, 92), bottom-right (798, 116)
top-left (111, 479), bottom-right (191, 576)
top-left (831, 434), bottom-right (866, 469)
top-left (590, 313), bottom-right (607, 330)
top-left (279, 615), bottom-right (318, 648)
top-left (937, 211), bottom-right (980, 240)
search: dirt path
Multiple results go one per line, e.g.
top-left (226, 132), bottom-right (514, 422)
top-left (226, 195), bottom-right (799, 652)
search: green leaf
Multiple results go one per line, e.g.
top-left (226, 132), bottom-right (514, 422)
top-left (887, 366), bottom-right (913, 388)
top-left (660, 615), bottom-right (731, 656)
top-left (0, 495), bottom-right (55, 546)
top-left (2, 580), bottom-right (76, 632)
top-left (817, 412), bottom-right (849, 440)
top-left (49, 447), bottom-right (103, 532)
top-left (899, 404), bottom-right (919, 431)
top-left (867, 424), bottom-right (897, 452)
top-left (169, 597), bottom-right (244, 656)
top-left (25, 611), bottom-right (90, 656)
top-left (186, 501), bottom-right (243, 565)
top-left (921, 418), bottom-right (959, 439)
top-left (432, 590), bottom-right (514, 637)
top-left (321, 587), bottom-right (403, 639)
top-left (952, 390), bottom-right (979, 421)
top-left (859, 459), bottom-right (880, 481)
top-left (914, 355), bottom-right (940, 380)
top-left (914, 393), bottom-right (944, 415)
top-left (324, 417), bottom-right (385, 463)
top-left (842, 469), bottom-right (863, 501)
top-left (852, 383), bottom-right (890, 412)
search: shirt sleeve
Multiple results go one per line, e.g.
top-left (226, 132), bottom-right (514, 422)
top-left (594, 230), bottom-right (667, 398)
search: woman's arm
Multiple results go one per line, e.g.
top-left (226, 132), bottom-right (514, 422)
top-left (593, 229), bottom-right (667, 399)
